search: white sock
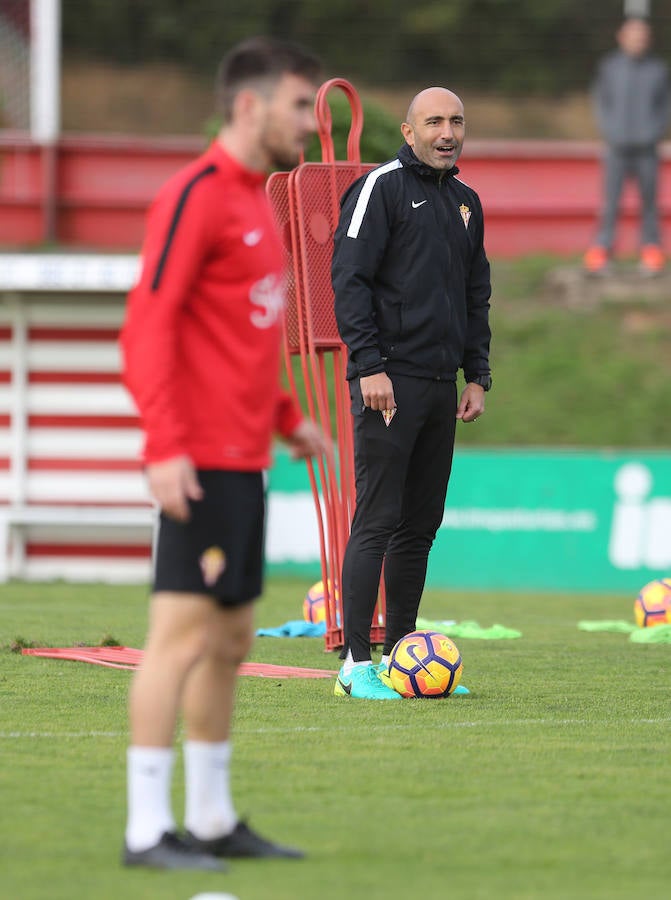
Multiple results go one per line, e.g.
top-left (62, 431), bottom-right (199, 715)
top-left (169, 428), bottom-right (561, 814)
top-left (125, 746), bottom-right (176, 852)
top-left (342, 649), bottom-right (372, 676)
top-left (184, 740), bottom-right (237, 840)
top-left (380, 654), bottom-right (390, 668)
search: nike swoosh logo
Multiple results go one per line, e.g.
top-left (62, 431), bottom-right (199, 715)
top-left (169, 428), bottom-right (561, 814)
top-left (411, 200), bottom-right (428, 209)
top-left (243, 229), bottom-right (263, 246)
top-left (336, 676), bottom-right (352, 695)
top-left (406, 642), bottom-right (434, 675)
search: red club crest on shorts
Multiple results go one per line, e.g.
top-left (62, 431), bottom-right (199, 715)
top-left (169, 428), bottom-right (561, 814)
top-left (199, 546), bottom-right (227, 586)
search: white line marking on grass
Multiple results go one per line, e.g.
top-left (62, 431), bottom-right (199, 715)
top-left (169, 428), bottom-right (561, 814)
top-left (239, 717), bottom-right (671, 734)
top-left (0, 731), bottom-right (125, 738)
top-left (2, 718), bottom-right (670, 740)
top-left (237, 716), bottom-right (671, 735)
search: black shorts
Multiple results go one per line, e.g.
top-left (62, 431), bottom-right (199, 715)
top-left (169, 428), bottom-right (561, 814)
top-left (153, 470), bottom-right (265, 606)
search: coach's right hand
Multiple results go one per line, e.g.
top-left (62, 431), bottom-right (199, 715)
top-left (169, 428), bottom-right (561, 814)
top-left (360, 372), bottom-right (396, 412)
top-left (146, 455), bottom-right (204, 522)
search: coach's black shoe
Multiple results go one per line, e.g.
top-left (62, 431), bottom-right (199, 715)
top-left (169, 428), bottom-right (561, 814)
top-left (123, 830), bottom-right (226, 870)
top-left (186, 821), bottom-right (305, 859)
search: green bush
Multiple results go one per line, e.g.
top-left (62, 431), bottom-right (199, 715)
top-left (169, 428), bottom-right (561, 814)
top-left (204, 90), bottom-right (400, 165)
top-left (304, 90), bottom-right (401, 164)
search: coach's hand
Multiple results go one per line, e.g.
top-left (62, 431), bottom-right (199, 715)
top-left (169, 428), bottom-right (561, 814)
top-left (457, 383), bottom-right (486, 423)
top-left (146, 455), bottom-right (203, 522)
top-left (360, 372), bottom-right (396, 412)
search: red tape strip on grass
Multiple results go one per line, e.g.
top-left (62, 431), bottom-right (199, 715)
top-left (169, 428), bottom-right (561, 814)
top-left (22, 646), bottom-right (337, 678)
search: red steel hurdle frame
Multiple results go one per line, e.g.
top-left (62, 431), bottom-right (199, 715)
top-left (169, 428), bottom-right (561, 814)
top-left (267, 78), bottom-right (385, 651)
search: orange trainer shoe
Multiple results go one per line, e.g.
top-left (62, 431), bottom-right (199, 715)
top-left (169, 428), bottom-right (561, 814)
top-left (640, 244), bottom-right (665, 276)
top-left (583, 246), bottom-right (610, 275)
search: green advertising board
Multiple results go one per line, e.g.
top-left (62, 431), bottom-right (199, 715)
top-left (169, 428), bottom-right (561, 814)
top-left (266, 447), bottom-right (671, 593)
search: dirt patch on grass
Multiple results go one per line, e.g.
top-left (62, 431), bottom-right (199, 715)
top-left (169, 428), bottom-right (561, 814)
top-left (542, 263), bottom-right (671, 313)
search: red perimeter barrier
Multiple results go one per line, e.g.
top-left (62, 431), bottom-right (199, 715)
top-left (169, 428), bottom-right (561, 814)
top-left (2, 130), bottom-right (671, 255)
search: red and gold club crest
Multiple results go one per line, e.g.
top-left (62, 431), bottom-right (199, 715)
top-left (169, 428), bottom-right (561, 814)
top-left (459, 203), bottom-right (471, 229)
top-left (199, 546), bottom-right (226, 586)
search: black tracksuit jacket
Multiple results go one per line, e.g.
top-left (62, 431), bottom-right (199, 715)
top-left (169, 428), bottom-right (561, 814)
top-left (332, 143), bottom-right (492, 384)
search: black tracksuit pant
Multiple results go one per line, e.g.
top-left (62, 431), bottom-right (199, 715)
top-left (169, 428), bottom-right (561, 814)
top-left (596, 145), bottom-right (661, 249)
top-left (341, 374), bottom-right (457, 662)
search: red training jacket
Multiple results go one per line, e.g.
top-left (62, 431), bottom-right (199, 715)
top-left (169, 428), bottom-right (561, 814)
top-left (120, 141), bottom-right (302, 470)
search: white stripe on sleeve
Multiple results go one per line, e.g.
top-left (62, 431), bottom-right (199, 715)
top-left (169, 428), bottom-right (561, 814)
top-left (346, 159), bottom-right (403, 239)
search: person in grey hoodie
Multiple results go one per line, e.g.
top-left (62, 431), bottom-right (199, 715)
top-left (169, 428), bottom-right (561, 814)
top-left (584, 16), bottom-right (670, 276)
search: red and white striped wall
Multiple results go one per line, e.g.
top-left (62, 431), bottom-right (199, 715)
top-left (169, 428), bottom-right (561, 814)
top-left (0, 253), bottom-right (155, 581)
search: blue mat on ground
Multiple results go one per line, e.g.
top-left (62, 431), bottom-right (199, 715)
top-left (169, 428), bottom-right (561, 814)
top-left (256, 620), bottom-right (326, 638)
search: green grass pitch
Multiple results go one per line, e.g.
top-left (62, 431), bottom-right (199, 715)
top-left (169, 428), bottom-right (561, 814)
top-left (1, 578), bottom-right (670, 900)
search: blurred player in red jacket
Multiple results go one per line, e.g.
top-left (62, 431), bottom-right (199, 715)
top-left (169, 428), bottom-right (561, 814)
top-left (120, 36), bottom-right (325, 871)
